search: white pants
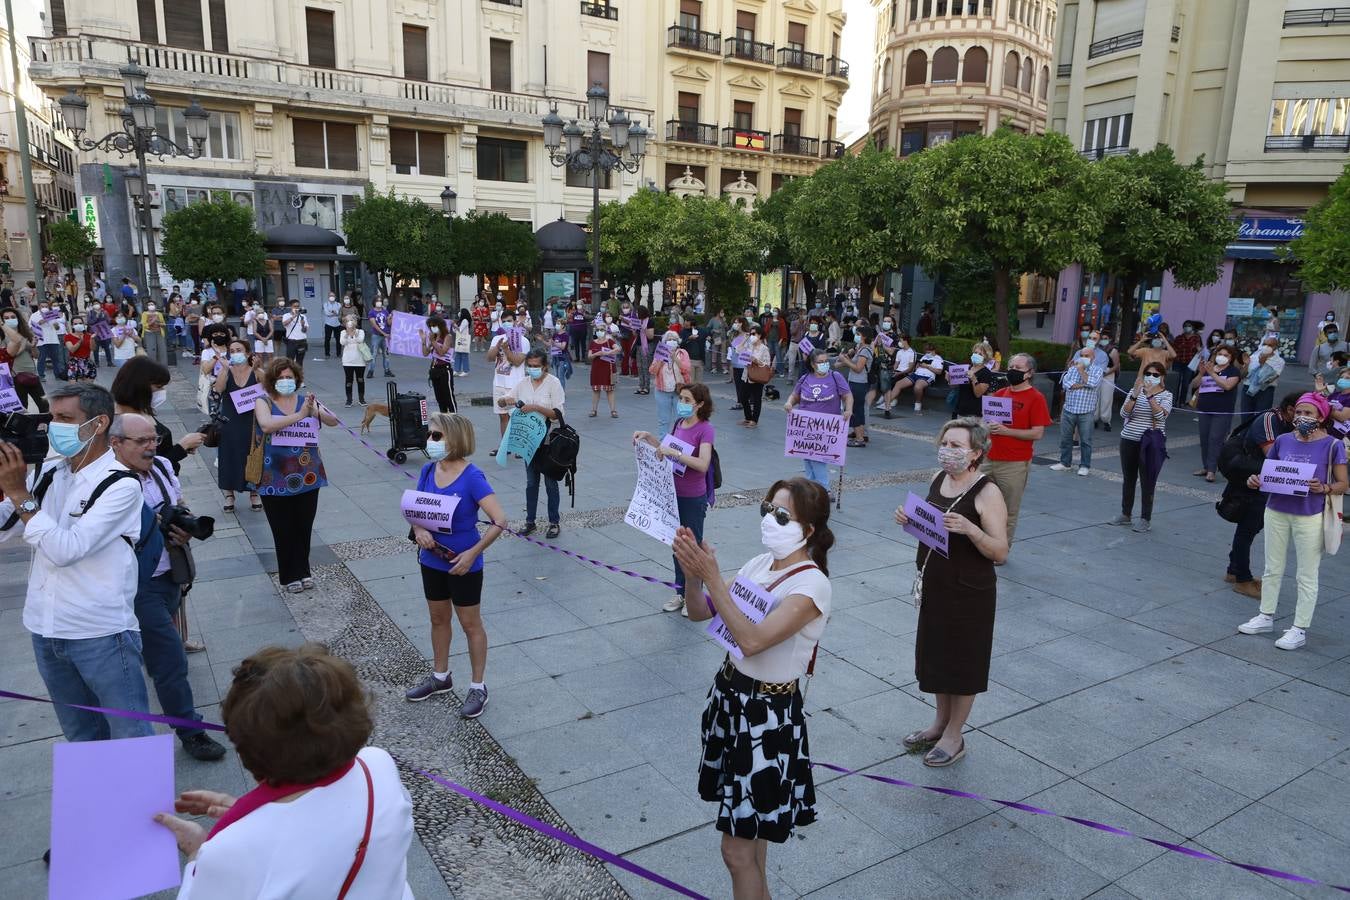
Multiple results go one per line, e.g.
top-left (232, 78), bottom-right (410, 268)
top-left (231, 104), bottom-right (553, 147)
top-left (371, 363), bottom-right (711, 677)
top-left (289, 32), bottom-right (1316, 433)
top-left (1096, 373), bottom-right (1116, 424)
top-left (1260, 507), bottom-right (1324, 629)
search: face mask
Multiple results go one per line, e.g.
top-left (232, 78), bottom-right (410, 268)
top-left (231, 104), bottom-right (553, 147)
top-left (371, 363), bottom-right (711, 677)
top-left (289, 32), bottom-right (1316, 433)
top-left (48, 419), bottom-right (96, 458)
top-left (665, 340), bottom-right (680, 350)
top-left (1098, 339), bottom-right (1110, 348)
top-left (808, 326), bottom-right (818, 334)
top-left (1143, 374), bottom-right (1162, 386)
top-left (1078, 355), bottom-right (1091, 367)
top-left (595, 329), bottom-right (606, 337)
top-left (274, 378), bottom-right (297, 395)
top-left (72, 324), bottom-right (86, 332)
top-left (1214, 356), bottom-right (1230, 367)
top-left (146, 305), bottom-right (156, 312)
top-left (328, 295), bottom-right (336, 302)
top-left (1223, 339), bottom-right (1235, 346)
top-left (970, 353), bottom-right (984, 366)
top-left (343, 301), bottom-right (352, 307)
top-left (151, 388), bottom-right (168, 410)
top-left (882, 322), bottom-right (892, 331)
top-left (2, 318), bottom-right (15, 327)
top-left (115, 317), bottom-right (126, 325)
top-left (39, 307), bottom-right (49, 313)
top-left (760, 513), bottom-right (807, 560)
top-left (937, 445), bottom-right (971, 473)
top-left (676, 401), bottom-right (695, 418)
top-left (1080, 331), bottom-right (1089, 339)
top-left (1006, 369), bottom-right (1027, 386)
top-left (525, 366), bottom-right (543, 379)
top-left (1338, 379), bottom-right (1350, 391)
top-left (1329, 333), bottom-right (1340, 342)
top-left (1183, 326), bottom-right (1193, 334)
top-left (1209, 335), bottom-right (1220, 345)
top-left (1293, 416), bottom-right (1319, 437)
top-left (229, 352), bottom-right (247, 365)
top-left (501, 320), bottom-right (514, 330)
top-left (374, 303), bottom-right (384, 309)
top-left (1150, 339), bottom-right (1163, 349)
top-left (211, 314), bottom-right (225, 323)
top-left (425, 440), bottom-right (447, 461)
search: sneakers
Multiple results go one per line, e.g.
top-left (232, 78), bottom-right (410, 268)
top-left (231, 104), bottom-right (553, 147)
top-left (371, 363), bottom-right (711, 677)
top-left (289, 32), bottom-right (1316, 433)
top-left (1238, 613), bottom-right (1274, 635)
top-left (1109, 514), bottom-right (1131, 526)
top-left (1232, 580), bottom-right (1261, 599)
top-left (1049, 463), bottom-right (1071, 472)
top-left (662, 595), bottom-right (686, 613)
top-left (1275, 627), bottom-right (1307, 651)
top-left (181, 731), bottom-right (227, 761)
top-left (680, 603), bottom-right (689, 618)
top-left (1132, 519), bottom-right (1151, 533)
top-left (545, 523), bottom-right (560, 539)
top-left (520, 522), bottom-right (538, 536)
top-left (913, 403), bottom-right (922, 413)
top-left (460, 686), bottom-right (489, 718)
top-left (1077, 466), bottom-right (1089, 477)
top-left (405, 673), bottom-right (453, 701)
top-left (344, 400), bottom-right (353, 408)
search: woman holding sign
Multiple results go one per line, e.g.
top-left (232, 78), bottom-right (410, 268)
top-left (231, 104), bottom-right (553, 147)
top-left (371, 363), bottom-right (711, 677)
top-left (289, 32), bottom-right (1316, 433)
top-left (786, 348), bottom-right (853, 491)
top-left (588, 323), bottom-right (620, 418)
top-left (894, 417), bottom-right (1008, 767)
top-left (254, 357), bottom-right (339, 593)
top-left (1237, 393), bottom-right (1347, 651)
top-left (672, 477), bottom-right (834, 898)
top-left (1189, 347), bottom-right (1240, 482)
top-left (649, 329), bottom-right (692, 439)
top-left (404, 412), bottom-right (507, 719)
top-left (498, 349), bottom-right (566, 537)
top-left (213, 337), bottom-right (263, 513)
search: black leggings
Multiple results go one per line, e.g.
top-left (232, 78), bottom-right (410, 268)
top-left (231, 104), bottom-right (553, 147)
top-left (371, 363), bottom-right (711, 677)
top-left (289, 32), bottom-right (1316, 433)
top-left (1118, 438), bottom-right (1156, 521)
top-left (743, 380), bottom-right (764, 423)
top-left (429, 363), bottom-right (454, 413)
top-left (260, 489), bottom-right (320, 585)
top-left (16, 374), bottom-right (48, 413)
top-left (343, 365), bottom-right (366, 402)
top-left (733, 367), bottom-right (746, 409)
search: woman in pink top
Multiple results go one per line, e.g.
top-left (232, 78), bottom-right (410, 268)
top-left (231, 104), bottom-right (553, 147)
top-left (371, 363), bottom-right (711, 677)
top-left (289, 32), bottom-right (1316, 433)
top-left (649, 328), bottom-right (692, 439)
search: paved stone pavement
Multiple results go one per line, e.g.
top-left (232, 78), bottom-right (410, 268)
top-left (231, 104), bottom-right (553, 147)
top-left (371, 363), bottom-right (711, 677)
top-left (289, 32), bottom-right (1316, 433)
top-left (2, 340), bottom-right (1348, 899)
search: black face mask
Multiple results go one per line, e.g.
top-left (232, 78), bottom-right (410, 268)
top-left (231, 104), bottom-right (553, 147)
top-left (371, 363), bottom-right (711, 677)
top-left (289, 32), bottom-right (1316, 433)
top-left (1005, 369), bottom-right (1027, 386)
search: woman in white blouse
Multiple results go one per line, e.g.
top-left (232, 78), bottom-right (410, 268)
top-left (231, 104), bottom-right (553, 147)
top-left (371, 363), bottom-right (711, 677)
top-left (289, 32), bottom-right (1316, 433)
top-left (155, 644), bottom-right (414, 899)
top-left (673, 477), bottom-right (834, 900)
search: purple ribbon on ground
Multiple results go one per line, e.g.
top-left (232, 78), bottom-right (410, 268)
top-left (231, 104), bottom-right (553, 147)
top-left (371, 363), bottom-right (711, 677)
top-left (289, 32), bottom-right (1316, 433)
top-left (0, 688), bottom-right (227, 734)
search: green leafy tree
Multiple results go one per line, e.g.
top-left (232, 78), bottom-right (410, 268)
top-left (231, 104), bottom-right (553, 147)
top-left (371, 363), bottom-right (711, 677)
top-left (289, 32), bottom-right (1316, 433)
top-left (648, 195), bottom-right (771, 316)
top-left (1286, 160), bottom-right (1350, 294)
top-left (160, 197), bottom-right (265, 293)
top-left (341, 185), bottom-right (451, 298)
top-left (46, 218), bottom-right (98, 277)
top-left (1093, 145), bottom-right (1237, 342)
top-left (595, 188), bottom-right (680, 295)
top-left (752, 176), bottom-right (820, 305)
top-left (901, 129), bottom-right (1103, 356)
top-left (455, 211), bottom-right (538, 292)
top-left (933, 253), bottom-right (1021, 339)
top-left (783, 146), bottom-right (912, 317)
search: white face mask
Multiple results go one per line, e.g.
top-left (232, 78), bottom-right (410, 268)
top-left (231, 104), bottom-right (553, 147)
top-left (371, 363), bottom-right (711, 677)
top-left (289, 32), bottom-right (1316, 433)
top-left (151, 388), bottom-right (168, 410)
top-left (761, 513), bottom-right (808, 560)
top-left (72, 324), bottom-right (86, 332)
top-left (211, 314), bottom-right (225, 324)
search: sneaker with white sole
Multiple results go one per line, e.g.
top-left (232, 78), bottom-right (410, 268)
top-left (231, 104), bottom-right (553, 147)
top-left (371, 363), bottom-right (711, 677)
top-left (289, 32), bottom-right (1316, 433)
top-left (1132, 519), bottom-right (1151, 533)
top-left (1109, 514), bottom-right (1131, 526)
top-left (1275, 627), bottom-right (1307, 651)
top-left (1077, 466), bottom-right (1089, 476)
top-left (405, 673), bottom-right (453, 701)
top-left (460, 686), bottom-right (489, 718)
top-left (1048, 463), bottom-right (1071, 472)
top-left (1238, 613), bottom-right (1274, 635)
top-left (680, 603), bottom-right (690, 618)
top-left (662, 595), bottom-right (685, 613)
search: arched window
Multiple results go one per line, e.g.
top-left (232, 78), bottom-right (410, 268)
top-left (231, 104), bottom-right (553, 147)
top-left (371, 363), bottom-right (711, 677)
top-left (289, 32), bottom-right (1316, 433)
top-left (1038, 64), bottom-right (1049, 99)
top-left (1003, 50), bottom-right (1020, 88)
top-left (905, 49), bottom-right (928, 86)
top-left (882, 57), bottom-right (893, 91)
top-left (1021, 57), bottom-right (1034, 92)
top-left (931, 46), bottom-right (959, 83)
top-left (962, 46), bottom-right (988, 83)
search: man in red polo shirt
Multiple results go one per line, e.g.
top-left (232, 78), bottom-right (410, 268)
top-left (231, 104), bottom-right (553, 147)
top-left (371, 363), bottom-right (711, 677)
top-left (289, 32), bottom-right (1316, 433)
top-left (982, 352), bottom-right (1052, 550)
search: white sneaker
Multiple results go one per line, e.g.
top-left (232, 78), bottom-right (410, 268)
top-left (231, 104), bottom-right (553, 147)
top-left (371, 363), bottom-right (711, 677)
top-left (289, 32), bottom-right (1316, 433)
top-left (1048, 463), bottom-right (1071, 472)
top-left (1077, 466), bottom-right (1089, 476)
top-left (1109, 514), bottom-right (1131, 526)
top-left (1275, 627), bottom-right (1307, 651)
top-left (662, 595), bottom-right (685, 613)
top-left (913, 403), bottom-right (922, 413)
top-left (1238, 613), bottom-right (1274, 635)
top-left (680, 603), bottom-right (689, 618)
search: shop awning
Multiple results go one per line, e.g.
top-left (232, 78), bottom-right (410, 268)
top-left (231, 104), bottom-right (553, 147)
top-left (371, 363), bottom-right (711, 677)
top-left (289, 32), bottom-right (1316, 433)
top-left (1225, 243), bottom-right (1280, 260)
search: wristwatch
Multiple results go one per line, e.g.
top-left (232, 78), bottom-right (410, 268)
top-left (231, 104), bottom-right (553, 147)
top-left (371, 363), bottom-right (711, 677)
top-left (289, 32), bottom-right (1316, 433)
top-left (515, 400), bottom-right (525, 410)
top-left (17, 497), bottom-right (39, 516)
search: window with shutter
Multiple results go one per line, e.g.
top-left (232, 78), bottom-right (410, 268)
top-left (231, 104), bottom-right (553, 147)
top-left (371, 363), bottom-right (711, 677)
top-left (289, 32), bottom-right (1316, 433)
top-left (390, 128), bottom-right (419, 173)
top-left (208, 0), bottom-right (229, 52)
top-left (306, 8), bottom-right (337, 69)
top-left (477, 137), bottom-right (529, 183)
top-left (489, 39), bottom-right (512, 92)
top-left (733, 100), bottom-right (754, 131)
top-left (293, 119), bottom-right (327, 168)
top-left (50, 0), bottom-right (68, 35)
top-left (403, 25), bottom-right (428, 81)
top-left (736, 11), bottom-right (756, 41)
top-left (136, 0), bottom-right (159, 43)
top-left (679, 0), bottom-right (701, 30)
top-left (787, 22), bottom-right (806, 50)
top-left (782, 108), bottom-right (802, 135)
top-left (419, 133), bottom-right (445, 177)
top-left (587, 51), bottom-right (610, 93)
top-left (678, 92), bottom-right (700, 122)
top-left (326, 122), bottom-right (359, 170)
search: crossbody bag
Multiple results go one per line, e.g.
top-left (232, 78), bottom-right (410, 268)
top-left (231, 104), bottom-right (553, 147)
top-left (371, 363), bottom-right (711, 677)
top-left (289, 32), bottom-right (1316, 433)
top-left (911, 475), bottom-right (983, 609)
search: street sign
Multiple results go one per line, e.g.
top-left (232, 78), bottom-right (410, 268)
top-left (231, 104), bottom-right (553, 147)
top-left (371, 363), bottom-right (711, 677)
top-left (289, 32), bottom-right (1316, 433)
top-left (80, 195), bottom-right (102, 245)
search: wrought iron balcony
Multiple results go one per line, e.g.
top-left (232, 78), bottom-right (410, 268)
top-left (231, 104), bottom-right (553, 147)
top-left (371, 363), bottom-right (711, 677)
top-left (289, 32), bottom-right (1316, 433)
top-left (826, 56), bottom-right (850, 79)
top-left (580, 2), bottom-right (617, 19)
top-left (668, 25), bottom-right (721, 54)
top-left (820, 139), bottom-right (845, 159)
top-left (776, 47), bottom-right (824, 73)
top-left (665, 120), bottom-right (719, 146)
top-left (722, 127), bottom-right (769, 151)
top-left (1087, 30), bottom-right (1144, 59)
top-left (1264, 133), bottom-right (1350, 152)
top-left (1078, 145), bottom-right (1133, 160)
top-left (1057, 63), bottom-right (1071, 77)
top-left (774, 133), bottom-right (819, 156)
top-left (1283, 7), bottom-right (1350, 26)
top-left (486, 0), bottom-right (523, 6)
top-left (724, 37), bottom-right (774, 65)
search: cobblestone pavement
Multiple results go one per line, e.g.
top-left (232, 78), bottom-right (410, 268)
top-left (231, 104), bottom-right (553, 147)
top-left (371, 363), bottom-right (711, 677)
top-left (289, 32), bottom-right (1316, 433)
top-left (3, 343), bottom-right (1349, 899)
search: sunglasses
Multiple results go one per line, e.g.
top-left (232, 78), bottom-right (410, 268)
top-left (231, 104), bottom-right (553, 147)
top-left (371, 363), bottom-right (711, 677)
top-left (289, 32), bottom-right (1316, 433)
top-left (760, 501), bottom-right (793, 526)
top-left (428, 430), bottom-right (443, 441)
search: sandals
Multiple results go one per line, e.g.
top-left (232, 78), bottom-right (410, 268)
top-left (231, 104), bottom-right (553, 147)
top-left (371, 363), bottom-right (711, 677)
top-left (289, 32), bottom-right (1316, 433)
top-left (588, 411), bottom-right (598, 417)
top-left (301, 577), bottom-right (315, 590)
top-left (923, 739), bottom-right (966, 768)
top-left (1205, 473), bottom-right (1216, 483)
top-left (286, 581), bottom-right (304, 594)
top-left (611, 411), bottom-right (619, 418)
top-left (222, 498), bottom-right (235, 513)
top-left (902, 730), bottom-right (939, 750)
top-left (249, 497), bottom-right (262, 511)
top-left (490, 448), bottom-right (498, 456)
top-left (847, 439), bottom-right (866, 448)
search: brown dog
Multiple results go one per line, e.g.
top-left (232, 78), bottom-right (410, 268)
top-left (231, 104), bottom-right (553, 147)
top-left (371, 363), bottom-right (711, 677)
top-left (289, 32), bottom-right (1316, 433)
top-left (359, 402), bottom-right (390, 434)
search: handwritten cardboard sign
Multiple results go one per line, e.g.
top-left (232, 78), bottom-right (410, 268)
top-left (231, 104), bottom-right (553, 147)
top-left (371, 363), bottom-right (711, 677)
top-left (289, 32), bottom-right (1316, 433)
top-left (400, 489), bottom-right (461, 533)
top-left (1259, 459), bottom-right (1317, 496)
top-left (707, 575), bottom-right (781, 660)
top-left (661, 434), bottom-right (694, 475)
top-left (784, 409), bottom-right (848, 465)
top-left (877, 332), bottom-right (894, 348)
top-left (982, 395), bottom-right (1013, 424)
top-left (389, 311), bottom-right (431, 358)
top-left (947, 364), bottom-right (970, 386)
top-left (797, 337), bottom-right (815, 356)
top-left (0, 362), bottom-right (23, 413)
top-left (653, 341), bottom-right (671, 363)
top-left (902, 491), bottom-right (950, 557)
top-left (230, 382), bottom-right (268, 414)
top-left (496, 409), bottom-right (549, 466)
top-left (624, 440), bottom-right (681, 545)
top-left (271, 416), bottom-right (319, 447)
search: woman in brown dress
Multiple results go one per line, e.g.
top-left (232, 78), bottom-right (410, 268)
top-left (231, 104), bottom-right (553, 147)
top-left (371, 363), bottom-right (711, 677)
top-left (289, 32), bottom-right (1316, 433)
top-left (894, 416), bottom-right (1008, 767)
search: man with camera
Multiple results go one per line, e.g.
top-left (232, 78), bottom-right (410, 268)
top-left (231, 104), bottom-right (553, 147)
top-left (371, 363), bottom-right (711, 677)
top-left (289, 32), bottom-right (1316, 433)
top-left (282, 299), bottom-right (309, 366)
top-left (0, 383), bottom-right (155, 743)
top-left (110, 413), bottom-right (226, 761)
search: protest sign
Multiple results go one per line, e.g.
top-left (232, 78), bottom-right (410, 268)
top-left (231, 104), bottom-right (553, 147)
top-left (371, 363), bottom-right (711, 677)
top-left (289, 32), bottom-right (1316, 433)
top-left (982, 395), bottom-right (1013, 424)
top-left (946, 364), bottom-right (970, 386)
top-left (661, 434), bottom-right (694, 475)
top-left (653, 341), bottom-right (671, 363)
top-left (624, 440), bottom-right (681, 545)
top-left (1198, 376), bottom-right (1223, 394)
top-left (389, 311), bottom-right (430, 358)
top-left (784, 409), bottom-right (847, 465)
top-left (707, 575), bottom-right (781, 659)
top-left (798, 337), bottom-right (814, 356)
top-left (902, 491), bottom-right (950, 557)
top-left (877, 332), bottom-right (894, 348)
top-left (230, 382), bottom-right (267, 414)
top-left (0, 362), bottom-right (23, 413)
top-left (271, 417), bottom-right (319, 447)
top-left (50, 734), bottom-right (180, 900)
top-left (1259, 459), bottom-right (1317, 496)
top-left (400, 489), bottom-right (461, 533)
top-left (496, 409), bottom-right (549, 466)
top-left (621, 315), bottom-right (642, 331)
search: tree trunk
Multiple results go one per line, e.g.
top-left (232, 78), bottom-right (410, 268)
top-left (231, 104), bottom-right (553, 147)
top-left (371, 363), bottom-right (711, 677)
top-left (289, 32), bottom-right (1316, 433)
top-left (1117, 275), bottom-right (1141, 345)
top-left (859, 273), bottom-right (877, 320)
top-left (802, 273), bottom-right (817, 307)
top-left (993, 267), bottom-right (1012, 359)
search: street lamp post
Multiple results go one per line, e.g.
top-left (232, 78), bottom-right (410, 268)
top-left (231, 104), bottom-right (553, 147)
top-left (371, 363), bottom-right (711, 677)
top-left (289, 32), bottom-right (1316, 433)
top-left (57, 64), bottom-right (207, 305)
top-left (439, 185), bottom-right (459, 309)
top-left (542, 83), bottom-right (647, 311)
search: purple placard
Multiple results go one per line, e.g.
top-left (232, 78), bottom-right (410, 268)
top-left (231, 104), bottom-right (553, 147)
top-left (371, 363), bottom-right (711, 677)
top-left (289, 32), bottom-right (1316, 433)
top-left (784, 409), bottom-right (848, 464)
top-left (621, 315), bottom-right (642, 331)
top-left (707, 575), bottom-right (781, 659)
top-left (401, 489), bottom-right (461, 533)
top-left (660, 434), bottom-right (694, 475)
top-left (0, 362), bottom-right (22, 413)
top-left (797, 337), bottom-right (814, 355)
top-left (230, 382), bottom-right (267, 413)
top-left (947, 364), bottom-right (970, 385)
top-left (982, 395), bottom-right (1013, 424)
top-left (389, 311), bottom-right (430, 358)
top-left (271, 417), bottom-right (319, 447)
top-left (1334, 417), bottom-right (1350, 437)
top-left (1198, 375), bottom-right (1222, 394)
top-left (1259, 459), bottom-right (1316, 496)
top-left (902, 491), bottom-right (950, 557)
top-left (736, 351), bottom-right (753, 368)
top-left (877, 332), bottom-right (894, 348)
top-left (50, 734), bottom-right (181, 900)
top-left (653, 341), bottom-right (671, 363)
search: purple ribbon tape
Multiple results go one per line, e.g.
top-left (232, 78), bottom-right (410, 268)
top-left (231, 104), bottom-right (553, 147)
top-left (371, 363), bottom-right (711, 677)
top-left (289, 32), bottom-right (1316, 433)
top-left (0, 688), bottom-right (227, 733)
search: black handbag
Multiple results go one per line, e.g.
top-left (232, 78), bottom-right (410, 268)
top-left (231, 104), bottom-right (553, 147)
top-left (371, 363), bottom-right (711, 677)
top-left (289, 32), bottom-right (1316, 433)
top-left (1215, 491), bottom-right (1247, 524)
top-left (167, 542), bottom-right (196, 586)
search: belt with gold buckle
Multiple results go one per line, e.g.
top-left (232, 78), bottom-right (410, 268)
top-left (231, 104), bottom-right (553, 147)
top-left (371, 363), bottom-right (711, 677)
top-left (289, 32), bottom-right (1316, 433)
top-left (719, 656), bottom-right (798, 696)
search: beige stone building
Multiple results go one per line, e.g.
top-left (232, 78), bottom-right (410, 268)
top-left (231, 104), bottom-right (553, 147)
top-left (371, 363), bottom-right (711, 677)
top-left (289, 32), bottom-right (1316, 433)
top-left (1049, 0), bottom-right (1350, 363)
top-left (869, 0), bottom-right (1055, 154)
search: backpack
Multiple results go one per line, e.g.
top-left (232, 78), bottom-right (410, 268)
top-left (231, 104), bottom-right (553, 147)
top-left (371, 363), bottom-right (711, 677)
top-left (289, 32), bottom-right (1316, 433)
top-left (532, 408), bottom-right (580, 506)
top-left (1216, 413), bottom-right (1266, 484)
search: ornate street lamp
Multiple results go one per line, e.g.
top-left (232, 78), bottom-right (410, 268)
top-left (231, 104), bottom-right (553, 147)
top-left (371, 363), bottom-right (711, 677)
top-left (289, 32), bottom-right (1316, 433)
top-left (439, 185), bottom-right (458, 217)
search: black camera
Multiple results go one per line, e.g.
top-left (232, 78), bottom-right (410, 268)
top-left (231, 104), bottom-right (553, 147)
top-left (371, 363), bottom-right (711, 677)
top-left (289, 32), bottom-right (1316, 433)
top-left (0, 411), bottom-right (52, 465)
top-left (160, 504), bottom-right (215, 541)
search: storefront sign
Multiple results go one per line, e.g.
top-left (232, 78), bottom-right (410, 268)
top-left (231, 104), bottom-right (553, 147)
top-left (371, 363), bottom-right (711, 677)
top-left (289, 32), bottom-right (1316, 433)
top-left (80, 196), bottom-right (101, 246)
top-left (1237, 218), bottom-right (1304, 241)
top-left (1226, 298), bottom-right (1255, 317)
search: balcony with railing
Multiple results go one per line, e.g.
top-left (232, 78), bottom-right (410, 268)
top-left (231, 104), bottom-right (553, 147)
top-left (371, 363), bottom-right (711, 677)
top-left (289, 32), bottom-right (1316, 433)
top-left (580, 1), bottom-right (617, 19)
top-left (774, 133), bottom-right (819, 156)
top-left (665, 120), bottom-right (719, 146)
top-left (1079, 145), bottom-right (1133, 160)
top-left (826, 56), bottom-right (850, 80)
top-left (722, 127), bottom-right (769, 151)
top-left (1087, 30), bottom-right (1144, 59)
top-left (777, 47), bottom-right (824, 73)
top-left (668, 25), bottom-right (721, 55)
top-left (1283, 7), bottom-right (1350, 26)
top-left (487, 0), bottom-right (523, 6)
top-left (1264, 133), bottom-right (1350, 152)
top-left (820, 139), bottom-right (845, 159)
top-left (724, 37), bottom-right (774, 65)
top-left (1057, 63), bottom-right (1072, 78)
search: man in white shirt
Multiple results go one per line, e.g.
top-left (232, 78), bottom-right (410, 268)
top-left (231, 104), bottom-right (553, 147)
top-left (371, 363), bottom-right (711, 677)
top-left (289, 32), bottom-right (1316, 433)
top-left (283, 299), bottom-right (310, 365)
top-left (33, 300), bottom-right (67, 380)
top-left (497, 348), bottom-right (566, 538)
top-left (322, 292), bottom-right (341, 359)
top-left (0, 383), bottom-right (154, 742)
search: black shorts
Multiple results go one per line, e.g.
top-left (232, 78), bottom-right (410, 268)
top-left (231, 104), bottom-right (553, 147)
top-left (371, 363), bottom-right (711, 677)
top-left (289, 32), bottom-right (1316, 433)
top-left (419, 565), bottom-right (484, 607)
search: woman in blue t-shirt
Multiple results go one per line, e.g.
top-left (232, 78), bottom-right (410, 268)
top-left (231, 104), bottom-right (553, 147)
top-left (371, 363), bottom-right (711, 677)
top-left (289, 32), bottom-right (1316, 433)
top-left (1237, 392), bottom-right (1347, 651)
top-left (785, 348), bottom-right (854, 492)
top-left (404, 412), bottom-right (508, 719)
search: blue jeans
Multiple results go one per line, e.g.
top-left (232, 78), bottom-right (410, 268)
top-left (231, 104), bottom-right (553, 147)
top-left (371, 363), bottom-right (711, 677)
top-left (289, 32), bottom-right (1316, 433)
top-left (365, 332), bottom-right (393, 376)
top-left (1059, 410), bottom-right (1094, 468)
top-left (803, 458), bottom-right (830, 490)
top-left (674, 494), bottom-right (708, 598)
top-left (31, 631), bottom-right (154, 742)
top-left (525, 457), bottom-right (560, 525)
top-left (134, 574), bottom-right (205, 738)
top-left (655, 390), bottom-right (676, 438)
top-left (453, 351), bottom-right (470, 373)
top-left (36, 343), bottom-right (62, 378)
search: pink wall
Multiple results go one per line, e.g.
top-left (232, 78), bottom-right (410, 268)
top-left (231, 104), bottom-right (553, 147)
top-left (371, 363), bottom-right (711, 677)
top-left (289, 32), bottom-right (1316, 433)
top-left (1051, 264), bottom-right (1082, 345)
top-left (1160, 263), bottom-right (1234, 333)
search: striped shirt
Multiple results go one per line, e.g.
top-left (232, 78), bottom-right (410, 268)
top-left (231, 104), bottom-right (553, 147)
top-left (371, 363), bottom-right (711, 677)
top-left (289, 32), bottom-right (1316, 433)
top-left (1120, 389), bottom-right (1173, 441)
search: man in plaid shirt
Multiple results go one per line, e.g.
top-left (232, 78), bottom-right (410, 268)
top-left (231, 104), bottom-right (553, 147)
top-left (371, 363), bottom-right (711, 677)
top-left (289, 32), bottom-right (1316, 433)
top-left (1051, 345), bottom-right (1104, 475)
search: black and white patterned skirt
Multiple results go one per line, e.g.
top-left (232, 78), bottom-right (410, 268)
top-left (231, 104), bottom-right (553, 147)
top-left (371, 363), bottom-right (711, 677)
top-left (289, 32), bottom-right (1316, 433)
top-left (698, 665), bottom-right (817, 843)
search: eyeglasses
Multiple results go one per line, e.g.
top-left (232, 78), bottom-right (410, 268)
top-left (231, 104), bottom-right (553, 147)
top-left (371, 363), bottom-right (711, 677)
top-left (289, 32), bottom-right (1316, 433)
top-left (760, 501), bottom-right (793, 526)
top-left (428, 431), bottom-right (443, 441)
top-left (121, 436), bottom-right (158, 447)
